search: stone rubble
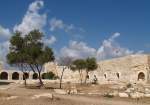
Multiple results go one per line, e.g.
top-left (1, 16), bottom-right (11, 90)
top-left (31, 93), bottom-right (53, 99)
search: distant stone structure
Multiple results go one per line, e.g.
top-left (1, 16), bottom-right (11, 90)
top-left (92, 54), bottom-right (150, 84)
top-left (0, 54), bottom-right (150, 84)
top-left (44, 54), bottom-right (150, 84)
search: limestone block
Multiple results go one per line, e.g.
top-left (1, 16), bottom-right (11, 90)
top-left (145, 88), bottom-right (150, 94)
top-left (5, 96), bottom-right (18, 100)
top-left (144, 94), bottom-right (150, 97)
top-left (54, 89), bottom-right (67, 94)
top-left (125, 88), bottom-right (135, 93)
top-left (70, 88), bottom-right (78, 94)
top-left (130, 92), bottom-right (144, 98)
top-left (112, 90), bottom-right (119, 96)
top-left (119, 93), bottom-right (128, 98)
top-left (31, 93), bottom-right (53, 99)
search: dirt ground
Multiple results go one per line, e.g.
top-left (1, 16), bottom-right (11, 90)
top-left (0, 82), bottom-right (150, 105)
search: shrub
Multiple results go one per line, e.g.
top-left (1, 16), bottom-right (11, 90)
top-left (44, 72), bottom-right (57, 80)
top-left (126, 83), bottom-right (132, 88)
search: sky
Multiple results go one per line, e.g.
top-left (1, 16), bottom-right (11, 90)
top-left (0, 0), bottom-right (150, 67)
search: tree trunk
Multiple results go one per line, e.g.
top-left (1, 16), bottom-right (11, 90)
top-left (79, 70), bottom-right (83, 84)
top-left (38, 72), bottom-right (43, 87)
top-left (21, 64), bottom-right (27, 87)
top-left (84, 71), bottom-right (89, 84)
top-left (24, 79), bottom-right (27, 86)
top-left (60, 67), bottom-right (65, 89)
top-left (23, 73), bottom-right (27, 87)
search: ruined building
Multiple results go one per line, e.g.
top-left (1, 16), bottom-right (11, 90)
top-left (0, 54), bottom-right (150, 84)
top-left (44, 54), bottom-right (150, 84)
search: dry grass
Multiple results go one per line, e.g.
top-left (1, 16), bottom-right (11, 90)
top-left (0, 92), bottom-right (11, 97)
top-left (0, 83), bottom-right (150, 105)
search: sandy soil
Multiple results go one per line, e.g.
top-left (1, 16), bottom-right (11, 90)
top-left (0, 83), bottom-right (150, 105)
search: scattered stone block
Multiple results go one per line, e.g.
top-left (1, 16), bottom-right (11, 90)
top-left (144, 94), bottom-right (150, 97)
top-left (112, 90), bottom-right (119, 96)
top-left (54, 89), bottom-right (67, 94)
top-left (6, 96), bottom-right (18, 100)
top-left (119, 93), bottom-right (128, 98)
top-left (130, 92), bottom-right (144, 98)
top-left (145, 88), bottom-right (150, 94)
top-left (31, 93), bottom-right (53, 99)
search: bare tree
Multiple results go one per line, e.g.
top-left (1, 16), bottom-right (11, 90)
top-left (58, 56), bottom-right (74, 89)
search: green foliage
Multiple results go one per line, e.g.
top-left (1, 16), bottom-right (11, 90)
top-left (86, 57), bottom-right (98, 72)
top-left (71, 57), bottom-right (97, 73)
top-left (71, 59), bottom-right (86, 71)
top-left (71, 57), bottom-right (97, 84)
top-left (126, 83), bottom-right (132, 88)
top-left (44, 72), bottom-right (57, 80)
top-left (7, 29), bottom-right (55, 85)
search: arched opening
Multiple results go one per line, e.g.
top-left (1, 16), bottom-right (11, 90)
top-left (42, 73), bottom-right (46, 79)
top-left (104, 74), bottom-right (107, 79)
top-left (33, 73), bottom-right (38, 79)
top-left (116, 73), bottom-right (120, 79)
top-left (12, 72), bottom-right (19, 80)
top-left (138, 72), bottom-right (145, 81)
top-left (23, 72), bottom-right (29, 80)
top-left (0, 72), bottom-right (8, 80)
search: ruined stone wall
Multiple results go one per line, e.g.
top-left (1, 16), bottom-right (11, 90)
top-left (88, 54), bottom-right (149, 84)
top-left (44, 54), bottom-right (150, 84)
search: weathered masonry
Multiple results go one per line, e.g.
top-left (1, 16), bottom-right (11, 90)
top-left (44, 54), bottom-right (150, 84)
top-left (90, 54), bottom-right (150, 84)
top-left (0, 70), bottom-right (48, 80)
top-left (1, 54), bottom-right (150, 84)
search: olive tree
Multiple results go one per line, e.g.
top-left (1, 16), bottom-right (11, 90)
top-left (85, 57), bottom-right (98, 83)
top-left (71, 59), bottom-right (86, 84)
top-left (7, 30), bottom-right (55, 86)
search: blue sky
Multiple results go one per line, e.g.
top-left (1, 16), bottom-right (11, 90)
top-left (0, 0), bottom-right (150, 65)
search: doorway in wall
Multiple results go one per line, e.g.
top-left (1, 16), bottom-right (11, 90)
top-left (138, 72), bottom-right (145, 81)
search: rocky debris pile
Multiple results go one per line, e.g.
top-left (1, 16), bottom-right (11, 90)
top-left (106, 83), bottom-right (150, 98)
top-left (54, 86), bottom-right (78, 95)
top-left (66, 86), bottom-right (78, 94)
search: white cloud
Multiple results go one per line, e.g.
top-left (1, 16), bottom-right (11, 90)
top-left (0, 26), bottom-right (11, 42)
top-left (0, 26), bottom-right (11, 66)
top-left (96, 32), bottom-right (133, 60)
top-left (0, 41), bottom-right (10, 64)
top-left (50, 18), bottom-right (65, 31)
top-left (59, 33), bottom-right (138, 61)
top-left (49, 18), bottom-right (84, 33)
top-left (44, 36), bottom-right (56, 45)
top-left (60, 40), bottom-right (96, 59)
top-left (14, 0), bottom-right (47, 35)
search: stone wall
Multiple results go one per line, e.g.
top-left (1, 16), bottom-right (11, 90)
top-left (89, 54), bottom-right (149, 84)
top-left (44, 54), bottom-right (150, 84)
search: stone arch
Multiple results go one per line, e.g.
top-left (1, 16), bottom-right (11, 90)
top-left (138, 72), bottom-right (145, 81)
top-left (0, 72), bottom-right (8, 80)
top-left (23, 72), bottom-right (29, 80)
top-left (42, 73), bottom-right (46, 79)
top-left (33, 73), bottom-right (38, 79)
top-left (12, 72), bottom-right (19, 80)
